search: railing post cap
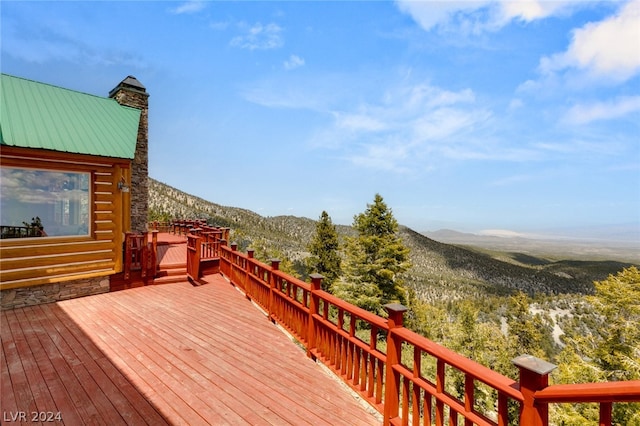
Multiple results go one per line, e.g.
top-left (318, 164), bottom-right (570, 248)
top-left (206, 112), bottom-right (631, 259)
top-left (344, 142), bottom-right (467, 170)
top-left (384, 303), bottom-right (408, 314)
top-left (512, 354), bottom-right (557, 375)
top-left (309, 273), bottom-right (324, 280)
top-left (269, 258), bottom-right (281, 263)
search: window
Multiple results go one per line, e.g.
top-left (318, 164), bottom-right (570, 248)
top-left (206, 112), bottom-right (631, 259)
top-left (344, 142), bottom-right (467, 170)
top-left (1, 167), bottom-right (90, 239)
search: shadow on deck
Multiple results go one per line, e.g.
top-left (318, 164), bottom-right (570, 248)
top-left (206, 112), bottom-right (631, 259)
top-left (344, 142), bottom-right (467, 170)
top-left (1, 276), bottom-right (381, 425)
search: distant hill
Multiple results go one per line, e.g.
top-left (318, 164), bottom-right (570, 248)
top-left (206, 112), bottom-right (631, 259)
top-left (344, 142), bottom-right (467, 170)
top-left (424, 229), bottom-right (639, 264)
top-left (149, 178), bottom-right (635, 302)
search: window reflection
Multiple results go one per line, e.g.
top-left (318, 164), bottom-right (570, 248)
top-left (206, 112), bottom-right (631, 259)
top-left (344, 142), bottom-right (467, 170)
top-left (1, 167), bottom-right (90, 239)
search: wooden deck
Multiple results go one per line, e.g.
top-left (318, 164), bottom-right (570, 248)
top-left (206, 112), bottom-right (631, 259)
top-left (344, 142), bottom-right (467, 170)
top-left (156, 243), bottom-right (188, 268)
top-left (154, 232), bottom-right (188, 267)
top-left (1, 276), bottom-right (381, 425)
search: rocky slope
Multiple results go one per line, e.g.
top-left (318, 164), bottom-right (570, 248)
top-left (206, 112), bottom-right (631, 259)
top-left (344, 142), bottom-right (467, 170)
top-left (149, 178), bottom-right (633, 302)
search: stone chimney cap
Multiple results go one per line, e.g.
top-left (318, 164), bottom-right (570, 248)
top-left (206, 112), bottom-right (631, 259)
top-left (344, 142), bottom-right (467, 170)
top-left (109, 75), bottom-right (147, 97)
top-left (122, 75), bottom-right (146, 90)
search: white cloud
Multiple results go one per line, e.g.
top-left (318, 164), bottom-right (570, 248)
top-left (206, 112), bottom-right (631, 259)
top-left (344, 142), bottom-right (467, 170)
top-left (509, 98), bottom-right (524, 111)
top-left (499, 1), bottom-right (574, 23)
top-left (412, 107), bottom-right (485, 142)
top-left (334, 112), bottom-right (387, 132)
top-left (540, 0), bottom-right (640, 82)
top-left (244, 74), bottom-right (568, 172)
top-left (2, 25), bottom-right (146, 68)
top-left (564, 95), bottom-right (640, 124)
top-left (395, 1), bottom-right (492, 32)
top-left (405, 83), bottom-right (475, 108)
top-left (284, 54), bottom-right (305, 70)
top-left (230, 22), bottom-right (283, 50)
top-left (314, 83), bottom-right (497, 171)
top-left (350, 141), bottom-right (412, 172)
top-left (395, 0), bottom-right (580, 34)
top-left (170, 1), bottom-right (207, 15)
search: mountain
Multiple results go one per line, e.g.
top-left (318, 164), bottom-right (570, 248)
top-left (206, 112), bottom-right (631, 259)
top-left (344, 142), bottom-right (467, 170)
top-left (149, 178), bottom-right (635, 302)
top-left (148, 178), bottom-right (354, 260)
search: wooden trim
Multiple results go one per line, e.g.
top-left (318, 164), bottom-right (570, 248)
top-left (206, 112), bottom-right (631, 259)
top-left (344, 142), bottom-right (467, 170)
top-left (0, 240), bottom-right (114, 258)
top-left (1, 250), bottom-right (114, 270)
top-left (0, 146), bottom-right (131, 168)
top-left (0, 235), bottom-right (96, 249)
top-left (1, 260), bottom-right (115, 282)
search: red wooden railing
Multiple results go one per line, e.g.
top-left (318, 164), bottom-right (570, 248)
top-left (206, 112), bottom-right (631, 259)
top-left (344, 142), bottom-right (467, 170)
top-left (184, 224), bottom-right (228, 282)
top-left (216, 241), bottom-right (640, 426)
top-left (186, 234), bottom-right (201, 281)
top-left (138, 221), bottom-right (640, 424)
top-left (124, 232), bottom-right (149, 280)
top-left (145, 221), bottom-right (229, 283)
top-left (535, 381), bottom-right (640, 426)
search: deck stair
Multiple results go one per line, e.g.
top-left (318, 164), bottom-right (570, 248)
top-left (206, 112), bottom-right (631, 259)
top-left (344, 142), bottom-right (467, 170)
top-left (152, 235), bottom-right (189, 284)
top-left (153, 262), bottom-right (187, 284)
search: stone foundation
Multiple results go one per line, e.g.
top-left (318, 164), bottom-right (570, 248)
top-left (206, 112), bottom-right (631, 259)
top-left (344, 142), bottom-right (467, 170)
top-left (0, 277), bottom-right (110, 310)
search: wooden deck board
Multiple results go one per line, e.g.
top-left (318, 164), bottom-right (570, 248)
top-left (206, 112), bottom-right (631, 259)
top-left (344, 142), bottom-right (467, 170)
top-left (39, 304), bottom-right (164, 425)
top-left (1, 276), bottom-right (380, 425)
top-left (156, 245), bottom-right (186, 267)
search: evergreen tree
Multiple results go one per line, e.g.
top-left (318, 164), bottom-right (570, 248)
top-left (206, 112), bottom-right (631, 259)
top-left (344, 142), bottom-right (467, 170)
top-left (307, 211), bottom-right (341, 291)
top-left (331, 194), bottom-right (411, 314)
top-left (249, 236), bottom-right (299, 277)
top-left (589, 266), bottom-right (640, 382)
top-left (553, 267), bottom-right (640, 425)
top-left (506, 292), bottom-right (555, 360)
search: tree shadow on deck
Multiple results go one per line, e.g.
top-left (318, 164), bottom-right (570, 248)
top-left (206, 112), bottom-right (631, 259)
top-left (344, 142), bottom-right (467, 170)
top-left (0, 303), bottom-right (171, 425)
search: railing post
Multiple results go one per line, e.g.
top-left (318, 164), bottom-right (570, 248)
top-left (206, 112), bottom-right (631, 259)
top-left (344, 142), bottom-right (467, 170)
top-left (229, 242), bottom-right (238, 287)
top-left (383, 303), bottom-right (408, 426)
top-left (307, 274), bottom-right (323, 360)
top-left (600, 402), bottom-right (612, 426)
top-left (124, 232), bottom-right (133, 280)
top-left (151, 230), bottom-right (158, 279)
top-left (247, 250), bottom-right (255, 279)
top-left (268, 259), bottom-right (280, 324)
top-left (512, 354), bottom-right (557, 426)
top-left (186, 234), bottom-right (202, 281)
top-left (245, 249), bottom-right (254, 299)
top-left (141, 232), bottom-right (148, 278)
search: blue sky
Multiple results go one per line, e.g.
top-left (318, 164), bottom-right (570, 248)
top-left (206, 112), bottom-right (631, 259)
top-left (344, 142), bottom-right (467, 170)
top-left (2, 1), bottom-right (639, 238)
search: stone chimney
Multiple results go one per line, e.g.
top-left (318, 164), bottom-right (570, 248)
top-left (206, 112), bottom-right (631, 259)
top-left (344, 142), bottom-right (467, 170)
top-left (109, 76), bottom-right (149, 233)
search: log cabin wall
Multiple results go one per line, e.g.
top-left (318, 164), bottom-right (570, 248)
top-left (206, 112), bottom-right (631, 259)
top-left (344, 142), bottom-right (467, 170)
top-left (0, 147), bottom-right (131, 309)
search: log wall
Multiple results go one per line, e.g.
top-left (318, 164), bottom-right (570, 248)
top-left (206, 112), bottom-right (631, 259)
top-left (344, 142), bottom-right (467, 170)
top-left (0, 146), bottom-right (131, 291)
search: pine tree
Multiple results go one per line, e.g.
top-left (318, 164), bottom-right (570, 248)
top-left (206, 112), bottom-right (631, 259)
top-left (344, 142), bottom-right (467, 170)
top-left (589, 266), bottom-right (640, 382)
top-left (332, 194), bottom-right (411, 314)
top-left (307, 211), bottom-right (341, 291)
top-left (506, 292), bottom-right (555, 360)
top-left (552, 267), bottom-right (640, 425)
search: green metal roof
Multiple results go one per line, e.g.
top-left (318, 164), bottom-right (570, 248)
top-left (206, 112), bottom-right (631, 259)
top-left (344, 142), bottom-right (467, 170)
top-left (1, 74), bottom-right (140, 159)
